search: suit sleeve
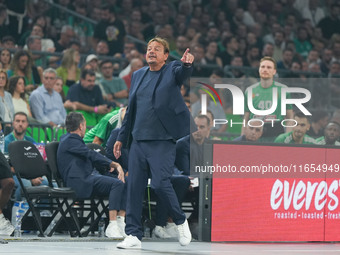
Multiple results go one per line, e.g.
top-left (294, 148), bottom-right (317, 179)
top-left (172, 61), bottom-right (193, 87)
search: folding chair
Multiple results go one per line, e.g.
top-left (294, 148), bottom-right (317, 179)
top-left (8, 140), bottom-right (81, 237)
top-left (45, 141), bottom-right (109, 237)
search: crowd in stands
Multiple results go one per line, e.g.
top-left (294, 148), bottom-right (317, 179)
top-left (0, 0), bottom-right (339, 135)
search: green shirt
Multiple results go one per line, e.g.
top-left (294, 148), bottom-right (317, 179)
top-left (83, 108), bottom-right (122, 146)
top-left (274, 131), bottom-right (317, 144)
top-left (99, 77), bottom-right (128, 105)
top-left (245, 81), bottom-right (292, 122)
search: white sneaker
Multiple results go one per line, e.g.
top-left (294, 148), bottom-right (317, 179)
top-left (105, 221), bottom-right (123, 238)
top-left (177, 219), bottom-right (191, 246)
top-left (117, 216), bottom-right (126, 237)
top-left (153, 225), bottom-right (171, 238)
top-left (0, 214), bottom-right (14, 236)
top-left (116, 235), bottom-right (141, 249)
top-left (165, 222), bottom-right (178, 238)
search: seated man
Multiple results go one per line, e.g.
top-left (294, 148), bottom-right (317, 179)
top-left (64, 69), bottom-right (111, 126)
top-left (316, 122), bottom-right (340, 146)
top-left (57, 112), bottom-right (126, 238)
top-left (5, 112), bottom-right (49, 201)
top-left (83, 107), bottom-right (126, 147)
top-left (274, 112), bottom-right (317, 144)
top-left (233, 120), bottom-right (264, 142)
top-left (29, 68), bottom-right (67, 127)
top-left (99, 60), bottom-right (129, 106)
top-left (0, 151), bottom-right (15, 236)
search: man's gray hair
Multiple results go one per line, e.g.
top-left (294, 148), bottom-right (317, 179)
top-left (43, 67), bottom-right (57, 76)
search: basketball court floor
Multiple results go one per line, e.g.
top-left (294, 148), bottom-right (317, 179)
top-left (2, 238), bottom-right (340, 255)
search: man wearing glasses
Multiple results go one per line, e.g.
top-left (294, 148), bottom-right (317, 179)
top-left (29, 68), bottom-right (66, 127)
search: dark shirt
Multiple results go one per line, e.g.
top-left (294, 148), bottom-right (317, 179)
top-left (132, 70), bottom-right (172, 141)
top-left (67, 82), bottom-right (104, 106)
top-left (93, 19), bottom-right (126, 55)
top-left (233, 135), bottom-right (248, 142)
top-left (175, 135), bottom-right (205, 176)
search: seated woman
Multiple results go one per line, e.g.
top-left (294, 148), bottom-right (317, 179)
top-left (56, 48), bottom-right (80, 96)
top-left (8, 76), bottom-right (38, 124)
top-left (0, 49), bottom-right (11, 72)
top-left (7, 50), bottom-right (43, 93)
top-left (0, 70), bottom-right (14, 127)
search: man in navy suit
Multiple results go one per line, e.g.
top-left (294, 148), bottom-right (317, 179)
top-left (58, 112), bottom-right (126, 238)
top-left (114, 37), bottom-right (195, 249)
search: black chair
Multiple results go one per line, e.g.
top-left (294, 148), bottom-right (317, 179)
top-left (8, 140), bottom-right (81, 237)
top-left (45, 141), bottom-right (109, 237)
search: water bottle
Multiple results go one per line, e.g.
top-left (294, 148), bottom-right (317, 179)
top-left (14, 209), bottom-right (24, 237)
top-left (98, 218), bottom-right (105, 237)
top-left (0, 130), bottom-right (4, 153)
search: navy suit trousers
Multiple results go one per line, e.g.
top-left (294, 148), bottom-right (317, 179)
top-left (92, 174), bottom-right (126, 211)
top-left (126, 139), bottom-right (186, 240)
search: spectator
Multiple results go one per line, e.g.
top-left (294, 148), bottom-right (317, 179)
top-left (294, 26), bottom-right (312, 59)
top-left (122, 58), bottom-right (144, 90)
top-left (65, 69), bottom-right (111, 126)
top-left (8, 50), bottom-right (42, 92)
top-left (4, 112), bottom-right (49, 201)
top-left (203, 41), bottom-right (223, 69)
top-left (320, 48), bottom-right (333, 75)
top-left (191, 44), bottom-right (210, 77)
top-left (57, 112), bottom-right (126, 238)
top-left (83, 107), bottom-right (126, 147)
top-left (262, 43), bottom-right (274, 58)
top-left (170, 36), bottom-right (189, 59)
top-left (93, 5), bottom-right (126, 56)
top-left (277, 48), bottom-right (294, 71)
top-left (224, 55), bottom-right (245, 78)
top-left (29, 68), bottom-right (66, 127)
top-left (54, 25), bottom-right (75, 52)
top-left (0, 151), bottom-right (15, 236)
top-left (0, 70), bottom-right (14, 124)
top-left (1, 36), bottom-right (16, 49)
top-left (307, 110), bottom-right (329, 138)
top-left (67, 2), bottom-right (93, 52)
top-left (234, 119), bottom-right (264, 142)
top-left (242, 57), bottom-right (294, 140)
top-left (331, 41), bottom-right (340, 63)
top-left (8, 76), bottom-right (34, 121)
top-left (95, 40), bottom-right (110, 56)
top-left (53, 76), bottom-right (66, 102)
top-left (273, 31), bottom-right (285, 62)
top-left (22, 23), bottom-right (55, 52)
top-left (219, 36), bottom-right (239, 67)
top-left (99, 60), bottom-right (129, 106)
top-left (316, 122), bottom-right (340, 146)
top-left (274, 112), bottom-right (316, 144)
top-left (56, 48), bottom-right (81, 96)
top-left (301, 0), bottom-right (325, 27)
top-left (0, 49), bottom-right (11, 71)
top-left (317, 4), bottom-right (340, 40)
top-left (85, 54), bottom-right (101, 84)
top-left (306, 49), bottom-right (320, 65)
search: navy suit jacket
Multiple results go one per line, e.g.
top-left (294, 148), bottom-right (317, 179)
top-left (117, 60), bottom-right (196, 147)
top-left (57, 133), bottom-right (112, 198)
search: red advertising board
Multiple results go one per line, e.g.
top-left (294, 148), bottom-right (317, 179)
top-left (210, 144), bottom-right (340, 241)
